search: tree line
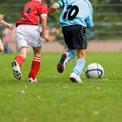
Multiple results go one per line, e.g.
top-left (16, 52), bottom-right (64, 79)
top-left (0, 0), bottom-right (122, 39)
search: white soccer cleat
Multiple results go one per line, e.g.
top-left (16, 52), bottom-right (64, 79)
top-left (70, 73), bottom-right (83, 83)
top-left (11, 60), bottom-right (22, 80)
top-left (57, 52), bottom-right (69, 73)
top-left (28, 78), bottom-right (38, 83)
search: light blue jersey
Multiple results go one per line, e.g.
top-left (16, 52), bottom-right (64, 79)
top-left (54, 0), bottom-right (94, 28)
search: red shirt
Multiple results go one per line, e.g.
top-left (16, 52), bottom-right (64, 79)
top-left (16, 0), bottom-right (48, 26)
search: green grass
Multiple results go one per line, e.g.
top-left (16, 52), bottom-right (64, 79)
top-left (0, 52), bottom-right (122, 122)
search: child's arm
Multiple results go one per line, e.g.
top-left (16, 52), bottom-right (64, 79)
top-left (0, 20), bottom-right (14, 29)
top-left (41, 15), bottom-right (51, 42)
top-left (48, 4), bottom-right (59, 14)
top-left (48, 0), bottom-right (64, 14)
top-left (85, 4), bottom-right (94, 28)
top-left (41, 15), bottom-right (47, 38)
top-left (39, 3), bottom-right (50, 42)
top-left (0, 14), bottom-right (14, 29)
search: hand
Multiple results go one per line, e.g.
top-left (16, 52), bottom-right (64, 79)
top-left (6, 24), bottom-right (14, 30)
top-left (41, 31), bottom-right (46, 38)
top-left (41, 31), bottom-right (50, 42)
top-left (0, 15), bottom-right (4, 20)
top-left (43, 33), bottom-right (50, 42)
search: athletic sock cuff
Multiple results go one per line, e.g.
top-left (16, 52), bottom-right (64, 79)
top-left (77, 58), bottom-right (86, 62)
top-left (66, 49), bottom-right (76, 55)
top-left (33, 56), bottom-right (41, 62)
top-left (14, 55), bottom-right (25, 67)
top-left (15, 55), bottom-right (25, 60)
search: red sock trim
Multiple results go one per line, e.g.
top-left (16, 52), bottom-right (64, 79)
top-left (33, 56), bottom-right (41, 62)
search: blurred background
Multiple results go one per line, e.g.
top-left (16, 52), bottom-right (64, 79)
top-left (0, 0), bottom-right (122, 53)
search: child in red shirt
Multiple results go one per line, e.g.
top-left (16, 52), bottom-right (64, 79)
top-left (11, 0), bottom-right (49, 82)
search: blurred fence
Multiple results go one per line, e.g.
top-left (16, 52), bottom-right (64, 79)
top-left (0, 3), bottom-right (122, 40)
top-left (93, 4), bottom-right (122, 39)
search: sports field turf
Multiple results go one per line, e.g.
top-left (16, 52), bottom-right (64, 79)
top-left (0, 52), bottom-right (122, 122)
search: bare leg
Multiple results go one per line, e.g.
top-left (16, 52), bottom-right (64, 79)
top-left (18, 47), bottom-right (27, 59)
top-left (76, 49), bottom-right (86, 59)
top-left (0, 39), bottom-right (4, 52)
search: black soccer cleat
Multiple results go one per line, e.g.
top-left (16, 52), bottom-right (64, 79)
top-left (11, 61), bottom-right (22, 80)
top-left (57, 53), bottom-right (68, 73)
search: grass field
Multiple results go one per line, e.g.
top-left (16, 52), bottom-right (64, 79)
top-left (0, 52), bottom-right (122, 122)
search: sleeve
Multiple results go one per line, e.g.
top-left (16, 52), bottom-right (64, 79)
top-left (85, 4), bottom-right (94, 28)
top-left (38, 3), bottom-right (48, 16)
top-left (54, 0), bottom-right (64, 8)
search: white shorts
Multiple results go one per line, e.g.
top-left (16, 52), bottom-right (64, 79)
top-left (16, 25), bottom-right (42, 50)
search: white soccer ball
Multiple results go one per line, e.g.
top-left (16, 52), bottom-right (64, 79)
top-left (85, 63), bottom-right (104, 79)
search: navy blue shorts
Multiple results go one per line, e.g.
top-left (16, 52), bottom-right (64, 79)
top-left (62, 25), bottom-right (87, 50)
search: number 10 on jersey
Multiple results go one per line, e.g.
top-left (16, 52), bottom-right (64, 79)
top-left (63, 5), bottom-right (79, 21)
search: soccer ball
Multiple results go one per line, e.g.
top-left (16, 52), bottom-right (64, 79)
top-left (85, 63), bottom-right (104, 79)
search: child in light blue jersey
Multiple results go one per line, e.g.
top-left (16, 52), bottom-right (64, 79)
top-left (49, 0), bottom-right (94, 83)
